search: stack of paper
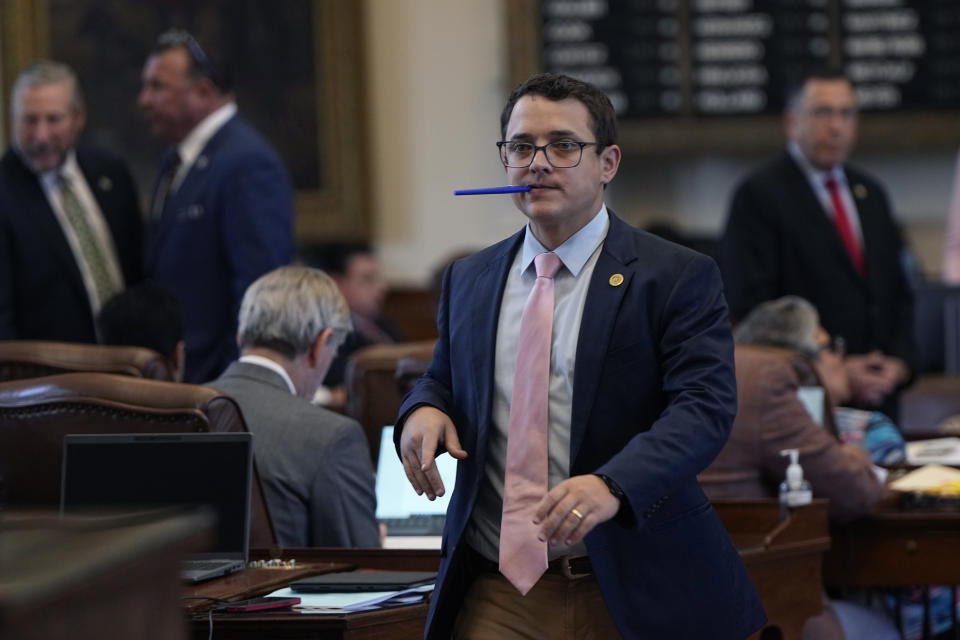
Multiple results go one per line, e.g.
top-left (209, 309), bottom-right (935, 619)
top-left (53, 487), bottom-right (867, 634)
top-left (265, 584), bottom-right (434, 614)
top-left (889, 464), bottom-right (960, 492)
top-left (905, 438), bottom-right (960, 466)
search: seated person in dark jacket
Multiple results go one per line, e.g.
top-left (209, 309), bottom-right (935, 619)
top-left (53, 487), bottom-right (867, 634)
top-left (302, 242), bottom-right (402, 407)
top-left (701, 295), bottom-right (896, 640)
top-left (97, 281), bottom-right (185, 382)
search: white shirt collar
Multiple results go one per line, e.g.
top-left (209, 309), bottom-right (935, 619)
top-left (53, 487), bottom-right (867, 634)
top-left (177, 101), bottom-right (237, 168)
top-left (520, 204), bottom-right (609, 277)
top-left (788, 140), bottom-right (845, 186)
top-left (238, 354), bottom-right (297, 395)
top-left (39, 149), bottom-right (81, 190)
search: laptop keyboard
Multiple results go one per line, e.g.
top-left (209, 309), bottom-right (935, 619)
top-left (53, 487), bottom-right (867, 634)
top-left (380, 514), bottom-right (446, 536)
top-left (184, 560), bottom-right (235, 570)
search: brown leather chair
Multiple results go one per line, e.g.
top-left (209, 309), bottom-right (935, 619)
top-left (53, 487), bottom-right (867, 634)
top-left (0, 372), bottom-right (276, 548)
top-left (0, 340), bottom-right (175, 382)
top-left (344, 340), bottom-right (436, 464)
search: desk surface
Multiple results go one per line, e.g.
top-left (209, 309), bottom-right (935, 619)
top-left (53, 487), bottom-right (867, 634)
top-left (183, 562), bottom-right (351, 613)
top-left (184, 509), bottom-right (842, 640)
top-left (185, 548), bottom-right (440, 640)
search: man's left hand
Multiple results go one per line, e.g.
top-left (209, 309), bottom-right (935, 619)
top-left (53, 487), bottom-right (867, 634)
top-left (534, 475), bottom-right (620, 547)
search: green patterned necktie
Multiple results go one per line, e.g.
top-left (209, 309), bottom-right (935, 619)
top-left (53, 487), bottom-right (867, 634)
top-left (57, 173), bottom-right (121, 306)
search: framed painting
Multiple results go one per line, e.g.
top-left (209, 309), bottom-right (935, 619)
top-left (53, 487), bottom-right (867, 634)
top-left (0, 0), bottom-right (368, 240)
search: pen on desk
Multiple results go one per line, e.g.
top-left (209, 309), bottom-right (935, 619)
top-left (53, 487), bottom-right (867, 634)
top-left (453, 186), bottom-right (531, 196)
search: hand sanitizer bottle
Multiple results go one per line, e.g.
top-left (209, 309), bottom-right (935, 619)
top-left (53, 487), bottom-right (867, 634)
top-left (779, 448), bottom-right (812, 520)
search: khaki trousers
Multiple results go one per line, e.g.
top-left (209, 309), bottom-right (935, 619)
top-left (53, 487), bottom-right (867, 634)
top-left (452, 569), bottom-right (621, 639)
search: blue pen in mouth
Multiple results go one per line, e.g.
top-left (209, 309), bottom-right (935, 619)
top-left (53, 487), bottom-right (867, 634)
top-left (454, 186), bottom-right (532, 196)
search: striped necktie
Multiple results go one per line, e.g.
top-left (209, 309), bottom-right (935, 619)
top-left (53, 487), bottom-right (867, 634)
top-left (57, 173), bottom-right (121, 305)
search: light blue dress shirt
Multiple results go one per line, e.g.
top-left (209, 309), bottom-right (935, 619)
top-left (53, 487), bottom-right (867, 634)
top-left (464, 205), bottom-right (610, 563)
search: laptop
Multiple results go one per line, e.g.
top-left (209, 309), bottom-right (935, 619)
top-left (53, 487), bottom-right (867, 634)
top-left (289, 570), bottom-right (438, 593)
top-left (375, 426), bottom-right (457, 536)
top-left (60, 432), bottom-right (253, 583)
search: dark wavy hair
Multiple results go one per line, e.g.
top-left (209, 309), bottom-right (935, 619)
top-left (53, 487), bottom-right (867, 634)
top-left (499, 72), bottom-right (617, 150)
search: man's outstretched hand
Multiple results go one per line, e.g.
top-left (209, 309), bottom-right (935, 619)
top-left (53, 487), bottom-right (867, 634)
top-left (399, 406), bottom-right (467, 500)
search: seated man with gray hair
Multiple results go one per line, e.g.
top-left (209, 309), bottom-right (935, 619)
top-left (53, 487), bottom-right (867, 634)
top-left (701, 295), bottom-right (895, 640)
top-left (208, 266), bottom-right (379, 548)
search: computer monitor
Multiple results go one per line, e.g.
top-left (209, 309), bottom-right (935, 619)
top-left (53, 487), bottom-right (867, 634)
top-left (60, 432), bottom-right (252, 561)
top-left (374, 426), bottom-right (457, 520)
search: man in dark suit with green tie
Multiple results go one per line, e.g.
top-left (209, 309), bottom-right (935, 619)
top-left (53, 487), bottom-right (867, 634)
top-left (0, 60), bottom-right (142, 342)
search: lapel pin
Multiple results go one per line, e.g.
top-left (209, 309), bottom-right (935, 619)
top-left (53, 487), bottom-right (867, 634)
top-left (854, 184), bottom-right (867, 199)
top-left (196, 155), bottom-right (209, 170)
top-left (98, 176), bottom-right (113, 191)
top-left (609, 273), bottom-right (624, 287)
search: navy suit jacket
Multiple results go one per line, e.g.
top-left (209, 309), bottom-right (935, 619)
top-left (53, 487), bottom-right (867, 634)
top-left (146, 114), bottom-right (294, 382)
top-left (719, 152), bottom-right (914, 366)
top-left (397, 213), bottom-right (765, 639)
top-left (0, 146), bottom-right (142, 342)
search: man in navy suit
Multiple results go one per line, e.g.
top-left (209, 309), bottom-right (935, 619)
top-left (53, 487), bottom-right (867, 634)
top-left (719, 67), bottom-right (912, 410)
top-left (138, 30), bottom-right (294, 383)
top-left (0, 60), bottom-right (142, 343)
top-left (396, 73), bottom-right (764, 639)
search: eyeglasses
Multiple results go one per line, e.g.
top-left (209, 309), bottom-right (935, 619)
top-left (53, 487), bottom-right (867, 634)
top-left (815, 335), bottom-right (846, 358)
top-left (806, 106), bottom-right (857, 122)
top-left (497, 140), bottom-right (600, 168)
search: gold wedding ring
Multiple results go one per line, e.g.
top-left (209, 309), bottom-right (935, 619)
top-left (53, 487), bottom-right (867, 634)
top-left (570, 508), bottom-right (584, 521)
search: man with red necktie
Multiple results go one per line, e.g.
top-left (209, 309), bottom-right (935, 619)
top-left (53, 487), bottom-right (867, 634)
top-left (396, 73), bottom-right (764, 639)
top-left (720, 67), bottom-right (913, 412)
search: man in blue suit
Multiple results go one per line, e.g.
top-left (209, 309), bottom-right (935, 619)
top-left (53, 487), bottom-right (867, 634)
top-left (396, 73), bottom-right (765, 639)
top-left (138, 30), bottom-right (294, 383)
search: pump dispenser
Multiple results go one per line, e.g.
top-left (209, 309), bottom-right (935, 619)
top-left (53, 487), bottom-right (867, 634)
top-left (779, 448), bottom-right (812, 519)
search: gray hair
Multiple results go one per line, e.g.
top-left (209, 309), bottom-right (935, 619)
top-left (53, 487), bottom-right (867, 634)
top-left (11, 60), bottom-right (85, 116)
top-left (238, 266), bottom-right (353, 359)
top-left (733, 295), bottom-right (820, 357)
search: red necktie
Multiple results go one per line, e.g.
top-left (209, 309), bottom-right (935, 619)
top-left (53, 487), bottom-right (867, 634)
top-left (500, 251), bottom-right (562, 595)
top-left (825, 176), bottom-right (865, 276)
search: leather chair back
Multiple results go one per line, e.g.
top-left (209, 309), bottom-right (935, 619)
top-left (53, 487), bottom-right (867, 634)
top-left (344, 340), bottom-right (436, 464)
top-left (0, 372), bottom-right (276, 548)
top-left (0, 340), bottom-right (175, 382)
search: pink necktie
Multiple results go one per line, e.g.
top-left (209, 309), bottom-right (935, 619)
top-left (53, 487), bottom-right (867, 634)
top-left (500, 251), bottom-right (562, 595)
top-left (825, 176), bottom-right (865, 276)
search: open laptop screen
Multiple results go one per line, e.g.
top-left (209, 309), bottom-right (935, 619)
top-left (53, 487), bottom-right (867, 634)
top-left (374, 426), bottom-right (457, 520)
top-left (60, 433), bottom-right (252, 560)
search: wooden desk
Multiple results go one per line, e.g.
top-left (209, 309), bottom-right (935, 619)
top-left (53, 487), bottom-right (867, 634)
top-left (182, 562), bottom-right (352, 614)
top-left (824, 509), bottom-right (960, 586)
top-left (191, 602), bottom-right (430, 640)
top-left (712, 499), bottom-right (831, 640)
top-left (186, 547), bottom-right (441, 640)
top-left (823, 507), bottom-right (960, 640)
top-left (187, 522), bottom-right (836, 640)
